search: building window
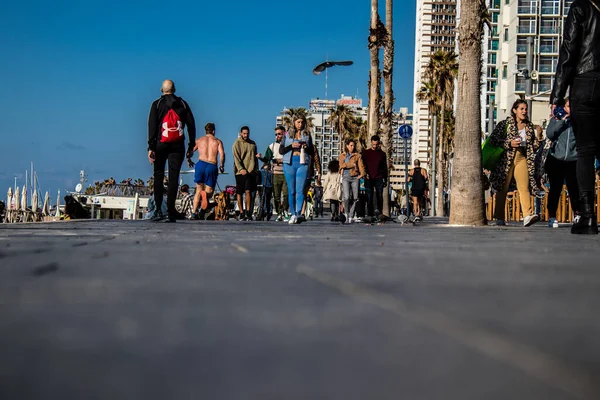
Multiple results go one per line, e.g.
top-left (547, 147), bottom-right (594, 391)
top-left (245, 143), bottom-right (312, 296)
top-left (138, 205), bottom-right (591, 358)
top-left (488, 53), bottom-right (497, 64)
top-left (503, 65), bottom-right (508, 79)
top-left (504, 28), bottom-right (509, 42)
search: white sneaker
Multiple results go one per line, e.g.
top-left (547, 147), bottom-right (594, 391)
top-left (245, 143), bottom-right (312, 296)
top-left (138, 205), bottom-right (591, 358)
top-left (553, 220), bottom-right (559, 228)
top-left (523, 214), bottom-right (539, 227)
top-left (288, 215), bottom-right (297, 224)
top-left (348, 217), bottom-right (353, 224)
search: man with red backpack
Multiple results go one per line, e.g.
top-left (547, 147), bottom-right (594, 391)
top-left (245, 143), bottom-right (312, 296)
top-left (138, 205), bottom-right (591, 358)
top-left (147, 79), bottom-right (196, 222)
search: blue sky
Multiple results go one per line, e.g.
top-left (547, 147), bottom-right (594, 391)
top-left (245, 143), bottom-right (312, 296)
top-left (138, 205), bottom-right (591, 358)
top-left (0, 0), bottom-right (416, 198)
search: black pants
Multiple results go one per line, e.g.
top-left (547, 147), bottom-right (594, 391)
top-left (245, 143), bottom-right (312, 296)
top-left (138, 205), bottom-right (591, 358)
top-left (263, 187), bottom-right (273, 218)
top-left (545, 155), bottom-right (579, 218)
top-left (330, 200), bottom-right (340, 218)
top-left (365, 178), bottom-right (384, 216)
top-left (570, 72), bottom-right (600, 198)
top-left (153, 142), bottom-right (184, 216)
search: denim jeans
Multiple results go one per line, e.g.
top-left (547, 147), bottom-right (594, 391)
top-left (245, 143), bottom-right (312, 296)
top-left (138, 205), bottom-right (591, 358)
top-left (570, 72), bottom-right (600, 197)
top-left (283, 156), bottom-right (309, 216)
top-left (342, 175), bottom-right (359, 218)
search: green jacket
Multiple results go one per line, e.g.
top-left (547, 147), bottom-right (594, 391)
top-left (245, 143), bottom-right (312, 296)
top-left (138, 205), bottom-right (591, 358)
top-left (232, 137), bottom-right (258, 175)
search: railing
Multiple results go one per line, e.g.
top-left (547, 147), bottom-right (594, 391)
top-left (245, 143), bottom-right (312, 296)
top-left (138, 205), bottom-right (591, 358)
top-left (541, 7), bottom-right (560, 14)
top-left (515, 83), bottom-right (526, 91)
top-left (516, 44), bottom-right (528, 52)
top-left (486, 179), bottom-right (600, 223)
top-left (539, 65), bottom-right (555, 73)
top-left (89, 184), bottom-right (153, 197)
top-left (538, 84), bottom-right (552, 91)
top-left (518, 26), bottom-right (536, 34)
top-left (540, 45), bottom-right (558, 53)
top-left (540, 26), bottom-right (559, 34)
top-left (518, 6), bottom-right (537, 14)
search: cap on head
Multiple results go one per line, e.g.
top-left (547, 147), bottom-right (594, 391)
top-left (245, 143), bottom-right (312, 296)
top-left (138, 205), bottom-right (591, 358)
top-left (161, 79), bottom-right (176, 94)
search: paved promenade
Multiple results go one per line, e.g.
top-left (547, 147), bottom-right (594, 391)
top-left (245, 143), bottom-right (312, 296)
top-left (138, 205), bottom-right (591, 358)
top-left (1, 218), bottom-right (599, 400)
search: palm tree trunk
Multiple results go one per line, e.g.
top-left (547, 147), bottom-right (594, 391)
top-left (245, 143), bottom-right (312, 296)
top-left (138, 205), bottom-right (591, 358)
top-left (436, 98), bottom-right (446, 216)
top-left (368, 0), bottom-right (380, 144)
top-left (381, 0), bottom-right (394, 218)
top-left (449, 0), bottom-right (486, 225)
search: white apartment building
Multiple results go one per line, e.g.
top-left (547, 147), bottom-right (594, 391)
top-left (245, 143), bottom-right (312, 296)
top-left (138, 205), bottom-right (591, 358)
top-left (412, 0), bottom-right (458, 166)
top-left (485, 0), bottom-right (574, 130)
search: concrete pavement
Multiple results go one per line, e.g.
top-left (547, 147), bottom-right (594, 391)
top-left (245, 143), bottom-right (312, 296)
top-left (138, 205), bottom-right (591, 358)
top-left (0, 218), bottom-right (599, 399)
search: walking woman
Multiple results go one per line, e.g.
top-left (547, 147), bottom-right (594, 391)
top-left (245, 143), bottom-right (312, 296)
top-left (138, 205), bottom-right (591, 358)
top-left (279, 116), bottom-right (314, 224)
top-left (323, 160), bottom-right (342, 221)
top-left (489, 99), bottom-right (543, 226)
top-left (339, 139), bottom-right (365, 223)
top-left (545, 99), bottom-right (579, 228)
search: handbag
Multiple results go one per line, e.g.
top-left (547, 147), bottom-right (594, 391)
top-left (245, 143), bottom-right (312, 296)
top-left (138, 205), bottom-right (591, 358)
top-left (482, 137), bottom-right (505, 170)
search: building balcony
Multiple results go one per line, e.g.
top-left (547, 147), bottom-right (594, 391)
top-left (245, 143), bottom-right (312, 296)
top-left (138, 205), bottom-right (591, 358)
top-left (540, 26), bottom-right (559, 34)
top-left (518, 26), bottom-right (536, 34)
top-left (539, 65), bottom-right (556, 73)
top-left (517, 6), bottom-right (537, 15)
top-left (540, 45), bottom-right (558, 54)
top-left (541, 7), bottom-right (560, 15)
top-left (515, 83), bottom-right (526, 92)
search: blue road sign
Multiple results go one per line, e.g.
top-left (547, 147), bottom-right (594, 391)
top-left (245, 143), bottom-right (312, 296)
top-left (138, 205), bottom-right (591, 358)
top-left (398, 124), bottom-right (413, 139)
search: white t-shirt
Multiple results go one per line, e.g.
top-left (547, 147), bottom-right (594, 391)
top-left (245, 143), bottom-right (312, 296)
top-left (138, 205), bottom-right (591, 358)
top-left (519, 128), bottom-right (527, 146)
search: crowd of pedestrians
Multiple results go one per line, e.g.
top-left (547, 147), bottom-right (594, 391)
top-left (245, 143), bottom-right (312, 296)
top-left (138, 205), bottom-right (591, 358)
top-left (146, 80), bottom-right (406, 224)
top-left (484, 0), bottom-right (599, 234)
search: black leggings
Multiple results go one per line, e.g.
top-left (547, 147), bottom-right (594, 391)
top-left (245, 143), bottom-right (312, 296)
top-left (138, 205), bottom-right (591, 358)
top-left (545, 155), bottom-right (579, 218)
top-left (570, 73), bottom-right (600, 198)
top-left (153, 142), bottom-right (185, 216)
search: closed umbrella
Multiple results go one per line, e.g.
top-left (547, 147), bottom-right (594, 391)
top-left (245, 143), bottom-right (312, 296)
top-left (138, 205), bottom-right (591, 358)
top-left (21, 185), bottom-right (27, 211)
top-left (32, 189), bottom-right (39, 215)
top-left (55, 190), bottom-right (61, 217)
top-left (42, 191), bottom-right (50, 216)
top-left (7, 187), bottom-right (12, 210)
top-left (14, 187), bottom-right (20, 211)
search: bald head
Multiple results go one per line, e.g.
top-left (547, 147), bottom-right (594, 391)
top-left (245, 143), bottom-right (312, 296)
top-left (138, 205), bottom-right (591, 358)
top-left (161, 80), bottom-right (175, 94)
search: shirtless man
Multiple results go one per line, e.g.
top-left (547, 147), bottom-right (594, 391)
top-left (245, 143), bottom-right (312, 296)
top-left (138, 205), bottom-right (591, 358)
top-left (191, 123), bottom-right (225, 219)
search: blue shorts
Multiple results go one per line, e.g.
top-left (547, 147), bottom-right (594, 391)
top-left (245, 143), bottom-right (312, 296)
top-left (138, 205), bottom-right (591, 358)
top-left (194, 160), bottom-right (219, 188)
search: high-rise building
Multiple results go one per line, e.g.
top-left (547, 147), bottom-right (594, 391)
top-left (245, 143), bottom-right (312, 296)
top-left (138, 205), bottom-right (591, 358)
top-left (412, 0), bottom-right (458, 165)
top-left (485, 0), bottom-right (574, 130)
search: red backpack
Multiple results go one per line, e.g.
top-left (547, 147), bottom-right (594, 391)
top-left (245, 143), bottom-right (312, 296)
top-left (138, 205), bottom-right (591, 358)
top-left (160, 102), bottom-right (185, 143)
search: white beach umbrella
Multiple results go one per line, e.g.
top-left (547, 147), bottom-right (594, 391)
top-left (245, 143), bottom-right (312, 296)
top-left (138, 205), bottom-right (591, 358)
top-left (14, 187), bottom-right (20, 211)
top-left (7, 187), bottom-right (13, 210)
top-left (32, 189), bottom-right (39, 214)
top-left (55, 190), bottom-right (61, 217)
top-left (42, 191), bottom-right (50, 216)
top-left (21, 185), bottom-right (27, 211)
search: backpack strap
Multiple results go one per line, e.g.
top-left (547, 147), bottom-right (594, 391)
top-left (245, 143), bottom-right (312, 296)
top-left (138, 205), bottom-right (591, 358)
top-left (590, 0), bottom-right (600, 13)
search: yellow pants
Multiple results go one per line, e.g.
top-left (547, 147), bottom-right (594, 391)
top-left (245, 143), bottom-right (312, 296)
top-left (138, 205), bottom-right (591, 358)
top-left (494, 150), bottom-right (532, 220)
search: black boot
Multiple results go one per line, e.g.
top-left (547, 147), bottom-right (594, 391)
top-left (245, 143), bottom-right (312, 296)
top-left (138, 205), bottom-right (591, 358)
top-left (571, 194), bottom-right (598, 234)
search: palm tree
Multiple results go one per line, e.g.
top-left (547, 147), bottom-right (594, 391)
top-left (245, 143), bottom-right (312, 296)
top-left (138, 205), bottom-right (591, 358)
top-left (353, 116), bottom-right (369, 150)
top-left (328, 105), bottom-right (355, 150)
top-left (449, 0), bottom-right (488, 226)
top-left (380, 0), bottom-right (394, 218)
top-left (282, 107), bottom-right (315, 132)
top-left (368, 0), bottom-right (384, 148)
top-left (423, 50), bottom-right (458, 215)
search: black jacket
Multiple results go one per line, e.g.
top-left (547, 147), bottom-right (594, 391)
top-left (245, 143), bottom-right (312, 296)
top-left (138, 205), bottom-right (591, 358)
top-left (551, 0), bottom-right (600, 104)
top-left (147, 94), bottom-right (196, 151)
